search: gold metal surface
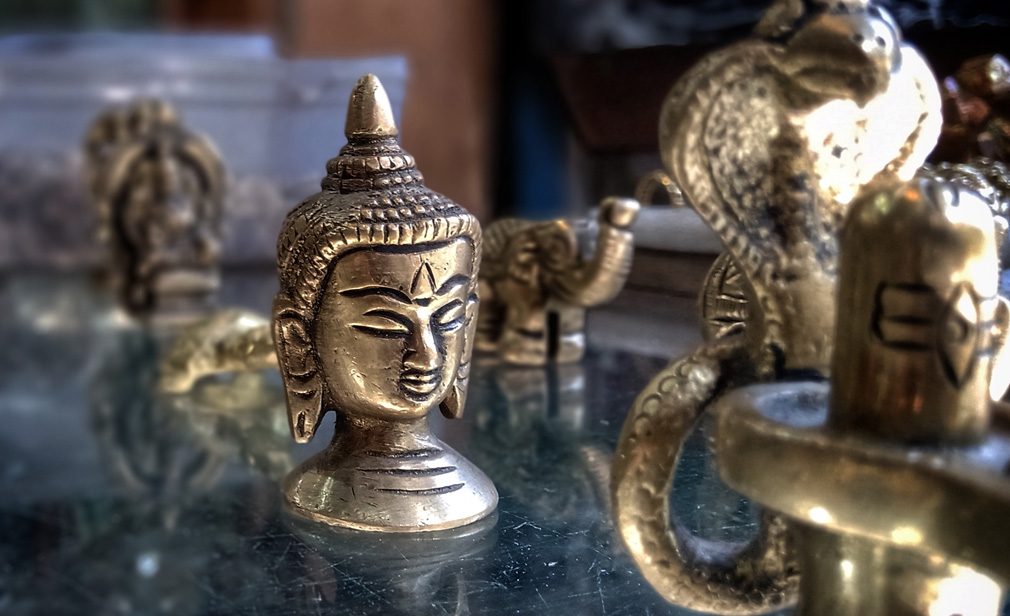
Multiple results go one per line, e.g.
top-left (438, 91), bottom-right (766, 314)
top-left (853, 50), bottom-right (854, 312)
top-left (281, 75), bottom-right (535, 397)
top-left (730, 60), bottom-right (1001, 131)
top-left (85, 99), bottom-right (225, 317)
top-left (832, 179), bottom-right (1008, 440)
top-left (477, 198), bottom-right (640, 365)
top-left (612, 0), bottom-right (943, 612)
top-left (714, 177), bottom-right (1010, 615)
top-left (700, 252), bottom-right (753, 342)
top-left (272, 74), bottom-right (497, 532)
top-left (919, 158), bottom-right (1010, 263)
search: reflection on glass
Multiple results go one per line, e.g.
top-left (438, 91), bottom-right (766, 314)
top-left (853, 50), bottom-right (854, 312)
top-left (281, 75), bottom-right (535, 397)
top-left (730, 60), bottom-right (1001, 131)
top-left (284, 511), bottom-right (498, 614)
top-left (0, 270), bottom-right (688, 615)
top-left (0, 328), bottom-right (291, 615)
top-left (470, 360), bottom-right (609, 522)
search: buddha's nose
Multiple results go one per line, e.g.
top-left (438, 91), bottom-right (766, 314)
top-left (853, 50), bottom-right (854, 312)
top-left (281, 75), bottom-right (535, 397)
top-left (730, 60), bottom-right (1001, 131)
top-left (404, 323), bottom-right (441, 373)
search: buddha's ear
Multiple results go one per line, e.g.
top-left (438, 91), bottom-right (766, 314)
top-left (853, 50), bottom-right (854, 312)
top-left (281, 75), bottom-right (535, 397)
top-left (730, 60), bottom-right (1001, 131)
top-left (273, 295), bottom-right (325, 443)
top-left (441, 290), bottom-right (479, 419)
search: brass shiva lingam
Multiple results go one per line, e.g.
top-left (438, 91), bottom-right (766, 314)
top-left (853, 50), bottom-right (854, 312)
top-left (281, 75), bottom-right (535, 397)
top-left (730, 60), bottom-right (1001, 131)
top-left (273, 74), bottom-right (497, 532)
top-left (714, 177), bottom-right (1010, 615)
top-left (85, 99), bottom-right (225, 317)
top-left (612, 0), bottom-right (943, 612)
top-left (477, 198), bottom-right (639, 365)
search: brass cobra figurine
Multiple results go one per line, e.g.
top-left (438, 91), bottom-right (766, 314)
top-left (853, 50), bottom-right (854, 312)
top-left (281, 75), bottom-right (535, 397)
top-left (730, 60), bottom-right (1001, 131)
top-left (714, 177), bottom-right (1010, 615)
top-left (273, 74), bottom-right (497, 532)
top-left (477, 198), bottom-right (639, 365)
top-left (86, 99), bottom-right (225, 315)
top-left (612, 0), bottom-right (942, 612)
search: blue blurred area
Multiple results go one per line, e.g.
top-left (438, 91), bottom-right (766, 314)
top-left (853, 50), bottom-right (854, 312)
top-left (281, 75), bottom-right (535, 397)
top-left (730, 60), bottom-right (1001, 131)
top-left (506, 74), bottom-right (569, 219)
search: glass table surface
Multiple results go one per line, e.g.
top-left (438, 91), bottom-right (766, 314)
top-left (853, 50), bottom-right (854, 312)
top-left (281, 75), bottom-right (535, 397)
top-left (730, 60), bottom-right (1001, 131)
top-left (2, 270), bottom-right (995, 616)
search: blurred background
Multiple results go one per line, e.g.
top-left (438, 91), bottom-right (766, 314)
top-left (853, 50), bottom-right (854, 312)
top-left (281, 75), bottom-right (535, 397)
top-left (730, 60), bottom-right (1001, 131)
top-left (0, 0), bottom-right (1008, 280)
top-left (2, 6), bottom-right (1010, 616)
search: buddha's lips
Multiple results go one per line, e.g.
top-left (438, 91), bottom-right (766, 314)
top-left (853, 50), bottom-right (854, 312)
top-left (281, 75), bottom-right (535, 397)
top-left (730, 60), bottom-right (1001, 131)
top-left (399, 369), bottom-right (441, 397)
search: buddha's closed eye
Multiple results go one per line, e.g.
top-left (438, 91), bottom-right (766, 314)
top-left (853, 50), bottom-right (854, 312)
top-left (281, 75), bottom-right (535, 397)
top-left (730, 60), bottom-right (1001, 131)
top-left (353, 309), bottom-right (413, 338)
top-left (351, 299), bottom-right (467, 339)
top-left (432, 299), bottom-right (466, 332)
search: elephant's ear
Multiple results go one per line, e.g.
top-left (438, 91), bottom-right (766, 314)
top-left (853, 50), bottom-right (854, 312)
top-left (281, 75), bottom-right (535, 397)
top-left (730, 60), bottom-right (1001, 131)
top-left (532, 220), bottom-right (578, 275)
top-left (441, 290), bottom-right (479, 419)
top-left (273, 295), bottom-right (325, 443)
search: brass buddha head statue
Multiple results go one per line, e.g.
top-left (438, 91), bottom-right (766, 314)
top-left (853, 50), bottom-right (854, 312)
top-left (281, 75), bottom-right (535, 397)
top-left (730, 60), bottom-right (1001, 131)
top-left (273, 74), bottom-right (496, 532)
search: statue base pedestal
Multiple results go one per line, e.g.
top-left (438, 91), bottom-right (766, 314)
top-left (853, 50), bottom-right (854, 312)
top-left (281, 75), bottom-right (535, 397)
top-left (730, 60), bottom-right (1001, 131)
top-left (283, 419), bottom-right (497, 533)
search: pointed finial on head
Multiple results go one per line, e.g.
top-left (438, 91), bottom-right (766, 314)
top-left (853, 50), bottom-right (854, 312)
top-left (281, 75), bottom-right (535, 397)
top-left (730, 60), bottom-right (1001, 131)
top-left (344, 74), bottom-right (398, 140)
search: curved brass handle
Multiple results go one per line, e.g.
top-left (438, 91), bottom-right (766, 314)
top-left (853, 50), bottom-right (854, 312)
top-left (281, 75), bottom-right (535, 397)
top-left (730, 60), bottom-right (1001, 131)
top-left (612, 339), bottom-right (798, 614)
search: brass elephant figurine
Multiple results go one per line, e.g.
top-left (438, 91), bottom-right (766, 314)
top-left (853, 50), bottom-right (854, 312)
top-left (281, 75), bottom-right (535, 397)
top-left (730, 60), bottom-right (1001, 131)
top-left (477, 197), bottom-right (639, 365)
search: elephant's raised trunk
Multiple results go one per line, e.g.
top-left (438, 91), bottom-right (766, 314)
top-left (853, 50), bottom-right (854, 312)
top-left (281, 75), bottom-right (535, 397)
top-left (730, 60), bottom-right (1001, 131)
top-left (552, 197), bottom-right (639, 307)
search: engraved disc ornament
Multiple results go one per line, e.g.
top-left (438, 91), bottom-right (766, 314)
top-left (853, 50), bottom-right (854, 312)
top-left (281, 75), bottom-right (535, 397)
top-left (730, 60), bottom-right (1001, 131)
top-left (700, 253), bottom-right (751, 342)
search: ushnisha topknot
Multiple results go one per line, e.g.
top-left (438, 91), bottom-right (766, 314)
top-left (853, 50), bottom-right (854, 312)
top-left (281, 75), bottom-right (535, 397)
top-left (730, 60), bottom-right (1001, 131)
top-left (275, 74), bottom-right (481, 321)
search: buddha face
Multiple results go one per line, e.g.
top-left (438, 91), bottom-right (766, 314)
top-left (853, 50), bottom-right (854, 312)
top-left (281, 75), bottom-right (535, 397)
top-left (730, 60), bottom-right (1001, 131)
top-left (314, 239), bottom-right (475, 420)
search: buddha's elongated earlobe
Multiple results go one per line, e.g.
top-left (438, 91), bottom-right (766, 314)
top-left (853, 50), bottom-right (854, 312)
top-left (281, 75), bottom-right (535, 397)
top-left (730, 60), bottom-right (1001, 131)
top-left (441, 291), bottom-right (479, 419)
top-left (273, 295), bottom-right (325, 443)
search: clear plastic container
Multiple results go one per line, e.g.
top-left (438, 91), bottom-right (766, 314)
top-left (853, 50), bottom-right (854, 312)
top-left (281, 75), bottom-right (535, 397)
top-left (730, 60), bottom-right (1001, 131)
top-left (0, 33), bottom-right (407, 266)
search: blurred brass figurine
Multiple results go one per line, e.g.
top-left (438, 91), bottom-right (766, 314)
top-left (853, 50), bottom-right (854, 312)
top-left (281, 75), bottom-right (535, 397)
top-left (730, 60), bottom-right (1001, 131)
top-left (159, 309), bottom-right (277, 393)
top-left (86, 99), bottom-right (225, 315)
top-left (612, 0), bottom-right (942, 612)
top-left (273, 74), bottom-right (497, 532)
top-left (933, 54), bottom-right (1010, 164)
top-left (714, 177), bottom-right (1010, 615)
top-left (477, 198), bottom-right (639, 365)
